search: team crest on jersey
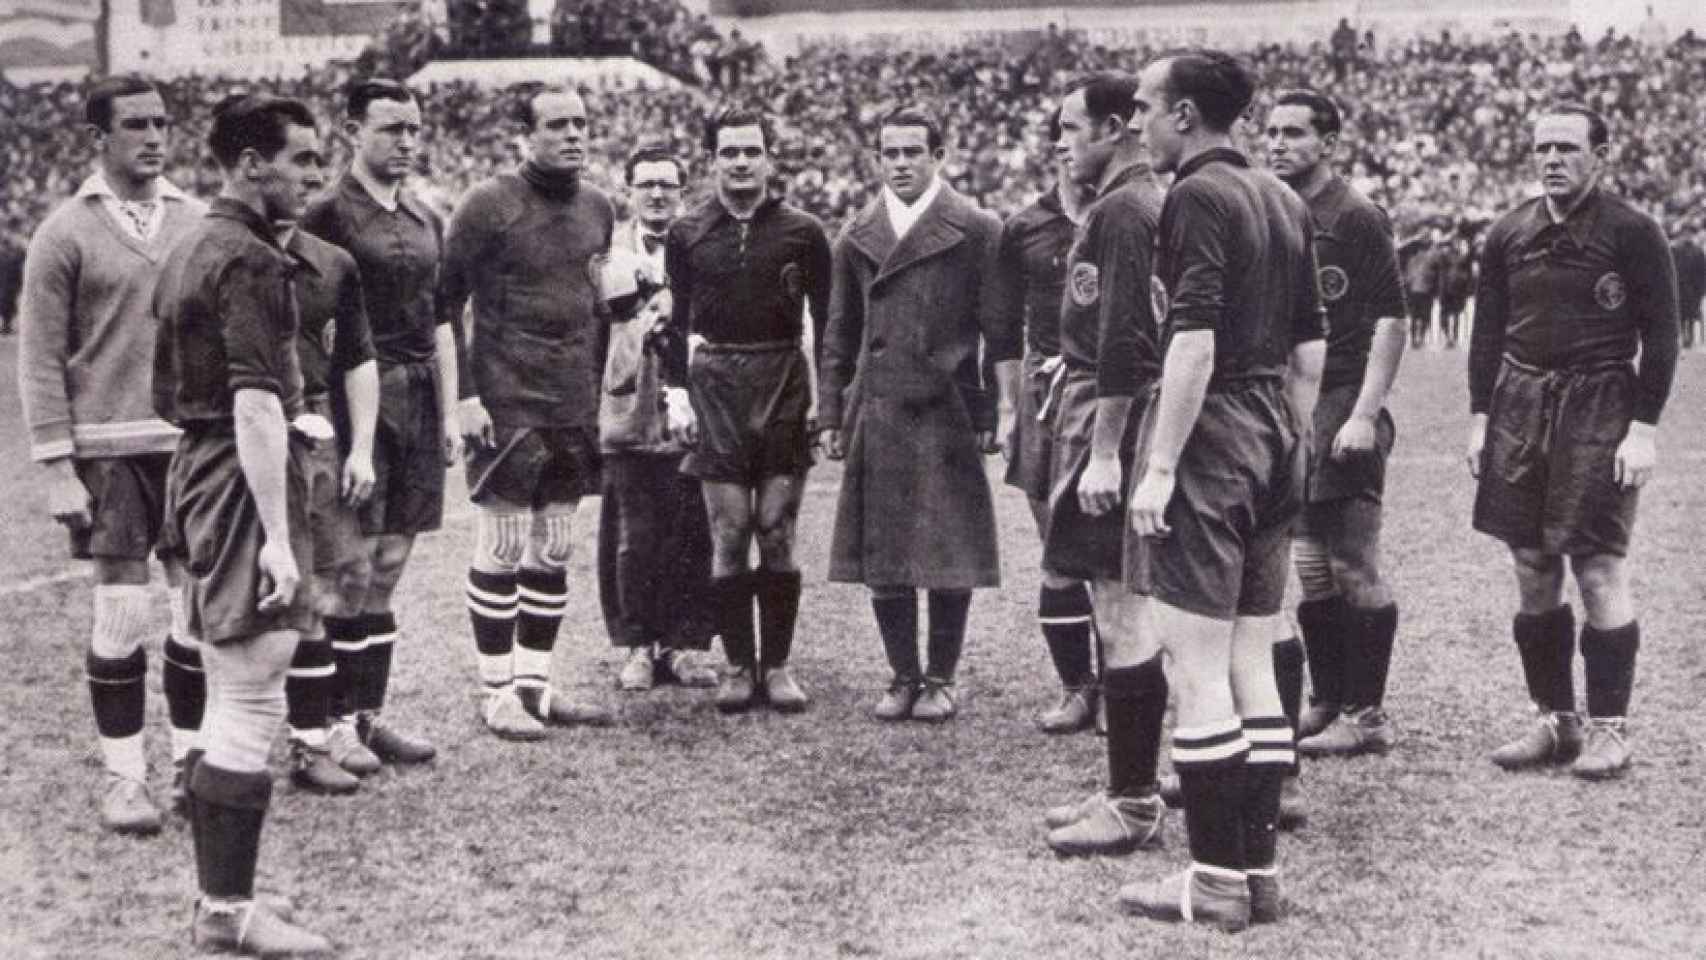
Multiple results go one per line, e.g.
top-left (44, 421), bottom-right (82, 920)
top-left (1069, 263), bottom-right (1100, 307)
top-left (1594, 272), bottom-right (1627, 311)
top-left (780, 262), bottom-right (804, 298)
top-left (321, 319), bottom-right (337, 357)
top-left (1318, 265), bottom-right (1350, 303)
top-left (1150, 276), bottom-right (1170, 322)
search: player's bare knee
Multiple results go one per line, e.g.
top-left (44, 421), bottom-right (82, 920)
top-left (1329, 554), bottom-right (1389, 608)
top-left (754, 523), bottom-right (796, 570)
top-left (1571, 555), bottom-right (1630, 620)
top-left (1511, 549), bottom-right (1566, 611)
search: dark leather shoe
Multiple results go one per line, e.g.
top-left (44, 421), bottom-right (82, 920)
top-left (872, 679), bottom-right (919, 722)
top-left (911, 679), bottom-right (958, 723)
top-left (716, 667), bottom-right (758, 714)
top-left (358, 714), bottom-right (436, 765)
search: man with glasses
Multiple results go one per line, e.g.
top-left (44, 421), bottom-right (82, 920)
top-left (597, 145), bottom-right (719, 692)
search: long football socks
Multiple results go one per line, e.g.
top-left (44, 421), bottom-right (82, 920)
top-left (925, 589), bottom-right (971, 682)
top-left (1242, 716), bottom-right (1295, 872)
top-left (1513, 605), bottom-right (1576, 714)
top-left (514, 566), bottom-right (567, 718)
top-left (715, 573), bottom-right (758, 668)
top-left (1172, 718), bottom-right (1249, 875)
top-left (1296, 595), bottom-right (1348, 714)
top-left (1104, 655), bottom-right (1167, 799)
top-left (757, 568), bottom-right (803, 669)
top-left (1581, 621), bottom-right (1639, 722)
top-left (1039, 583), bottom-right (1095, 689)
top-left (284, 636), bottom-right (334, 745)
top-left (467, 568), bottom-right (520, 694)
top-left (88, 583), bottom-right (153, 783)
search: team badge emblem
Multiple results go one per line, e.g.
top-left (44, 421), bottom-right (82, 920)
top-left (1594, 272), bottom-right (1627, 311)
top-left (1318, 265), bottom-right (1350, 303)
top-left (780, 262), bottom-right (804, 298)
top-left (321, 319), bottom-right (337, 357)
top-left (1150, 276), bottom-right (1170, 321)
top-left (1070, 263), bottom-right (1100, 307)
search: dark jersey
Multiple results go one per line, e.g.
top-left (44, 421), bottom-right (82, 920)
top-left (438, 169), bottom-right (616, 428)
top-left (152, 198), bottom-right (305, 427)
top-left (301, 175), bottom-right (443, 366)
top-left (1470, 189), bottom-right (1679, 423)
top-left (286, 229), bottom-right (375, 401)
top-left (998, 189), bottom-right (1075, 357)
top-left (1057, 164), bottom-right (1163, 397)
top-left (1155, 148), bottom-right (1324, 384)
top-left (1304, 175), bottom-right (1407, 391)
top-left (665, 196), bottom-right (831, 359)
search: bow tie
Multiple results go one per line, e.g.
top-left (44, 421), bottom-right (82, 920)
top-left (641, 233), bottom-right (664, 254)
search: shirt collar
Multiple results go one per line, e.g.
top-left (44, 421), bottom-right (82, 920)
top-left (1095, 162), bottom-right (1153, 202)
top-left (1530, 186), bottom-right (1604, 245)
top-left (884, 177), bottom-right (942, 217)
top-left (1174, 146), bottom-right (1249, 183)
top-left (714, 192), bottom-right (778, 225)
top-left (77, 169), bottom-right (189, 203)
top-left (208, 197), bottom-right (284, 249)
top-left (349, 161), bottom-right (402, 212)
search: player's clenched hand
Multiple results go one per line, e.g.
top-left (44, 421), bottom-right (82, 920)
top-left (1127, 466), bottom-right (1175, 538)
top-left (1464, 415), bottom-right (1488, 479)
top-left (1331, 413), bottom-right (1377, 461)
top-left (458, 396), bottom-right (495, 451)
top-left (821, 429), bottom-right (846, 461)
top-left (1614, 421), bottom-right (1656, 490)
top-left (255, 539), bottom-right (300, 614)
top-left (341, 451), bottom-right (376, 506)
top-left (1077, 454), bottom-right (1123, 517)
top-left (45, 458), bottom-right (93, 530)
top-left (664, 388), bottom-right (698, 446)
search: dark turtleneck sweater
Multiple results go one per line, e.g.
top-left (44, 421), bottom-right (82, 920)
top-left (438, 161), bottom-right (616, 428)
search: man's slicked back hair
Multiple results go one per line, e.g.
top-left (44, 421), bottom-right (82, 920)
top-left (1067, 72), bottom-right (1141, 128)
top-left (625, 144), bottom-right (684, 184)
top-left (880, 105), bottom-right (943, 152)
top-left (347, 78), bottom-right (415, 121)
top-left (703, 106), bottom-right (774, 154)
top-left (1541, 101), bottom-right (1609, 148)
top-left (1275, 89), bottom-right (1343, 138)
top-left (208, 94), bottom-right (317, 170)
top-left (85, 75), bottom-right (165, 133)
top-left (1157, 49), bottom-right (1256, 134)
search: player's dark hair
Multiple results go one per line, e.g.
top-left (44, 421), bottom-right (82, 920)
top-left (880, 105), bottom-right (943, 153)
top-left (1156, 49), bottom-right (1255, 133)
top-left (1541, 102), bottom-right (1608, 148)
top-left (1275, 89), bottom-right (1343, 138)
top-left (702, 106), bottom-right (774, 154)
top-left (514, 85), bottom-right (583, 132)
top-left (1046, 105), bottom-right (1063, 143)
top-left (624, 145), bottom-right (684, 185)
top-left (346, 78), bottom-right (415, 121)
top-left (85, 75), bottom-right (164, 133)
top-left (208, 94), bottom-right (317, 170)
top-left (1066, 72), bottom-right (1140, 128)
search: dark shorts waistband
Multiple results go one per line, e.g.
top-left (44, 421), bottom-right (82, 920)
top-left (1501, 354), bottom-right (1634, 380)
top-left (698, 339), bottom-right (801, 355)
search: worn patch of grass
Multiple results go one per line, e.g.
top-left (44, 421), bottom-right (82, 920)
top-left (2, 341), bottom-right (1704, 958)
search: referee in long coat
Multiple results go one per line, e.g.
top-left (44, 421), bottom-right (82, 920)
top-left (820, 106), bottom-right (1019, 723)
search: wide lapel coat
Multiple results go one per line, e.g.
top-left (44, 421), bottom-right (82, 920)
top-left (819, 185), bottom-right (1008, 590)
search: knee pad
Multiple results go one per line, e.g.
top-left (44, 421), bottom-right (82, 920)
top-left (474, 509), bottom-right (530, 570)
top-left (202, 665), bottom-right (288, 774)
top-left (1292, 537), bottom-right (1337, 601)
top-left (91, 584), bottom-right (155, 659)
top-left (534, 508), bottom-right (576, 568)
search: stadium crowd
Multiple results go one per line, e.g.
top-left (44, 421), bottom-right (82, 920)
top-left (3, 17), bottom-right (1706, 333)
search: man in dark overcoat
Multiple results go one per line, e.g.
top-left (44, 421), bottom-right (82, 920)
top-left (819, 106), bottom-right (1020, 723)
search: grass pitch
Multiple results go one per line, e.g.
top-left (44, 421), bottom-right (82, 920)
top-left (2, 340), bottom-right (1704, 959)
